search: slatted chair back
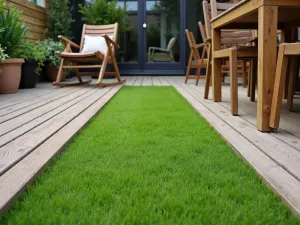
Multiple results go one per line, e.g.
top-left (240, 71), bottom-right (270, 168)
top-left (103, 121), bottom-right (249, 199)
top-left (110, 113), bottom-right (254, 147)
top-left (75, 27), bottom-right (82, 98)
top-left (185, 30), bottom-right (201, 61)
top-left (203, 0), bottom-right (255, 46)
top-left (80, 23), bottom-right (118, 54)
top-left (198, 21), bottom-right (207, 43)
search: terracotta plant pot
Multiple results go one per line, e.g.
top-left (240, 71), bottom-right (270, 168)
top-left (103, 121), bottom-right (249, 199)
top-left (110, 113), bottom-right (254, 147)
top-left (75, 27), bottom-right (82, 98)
top-left (0, 59), bottom-right (24, 94)
top-left (46, 65), bottom-right (65, 82)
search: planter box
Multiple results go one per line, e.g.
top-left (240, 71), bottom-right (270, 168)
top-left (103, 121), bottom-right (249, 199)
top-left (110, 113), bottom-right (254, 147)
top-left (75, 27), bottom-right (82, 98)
top-left (19, 59), bottom-right (38, 89)
top-left (0, 59), bottom-right (24, 94)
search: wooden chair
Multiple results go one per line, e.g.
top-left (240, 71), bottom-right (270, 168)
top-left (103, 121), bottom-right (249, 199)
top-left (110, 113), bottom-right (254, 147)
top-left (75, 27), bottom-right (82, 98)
top-left (54, 23), bottom-right (126, 87)
top-left (203, 0), bottom-right (257, 115)
top-left (185, 29), bottom-right (208, 85)
top-left (270, 43), bottom-right (299, 129)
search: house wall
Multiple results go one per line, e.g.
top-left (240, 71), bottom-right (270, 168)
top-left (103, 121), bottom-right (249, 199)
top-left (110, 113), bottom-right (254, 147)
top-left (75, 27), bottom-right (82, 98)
top-left (5, 0), bottom-right (47, 43)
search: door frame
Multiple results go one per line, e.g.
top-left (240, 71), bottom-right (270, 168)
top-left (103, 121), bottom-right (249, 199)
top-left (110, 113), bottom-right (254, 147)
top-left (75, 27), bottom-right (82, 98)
top-left (118, 0), bottom-right (186, 75)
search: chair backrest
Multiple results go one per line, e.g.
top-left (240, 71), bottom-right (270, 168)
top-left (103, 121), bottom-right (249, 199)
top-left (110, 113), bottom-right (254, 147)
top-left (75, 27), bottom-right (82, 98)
top-left (80, 23), bottom-right (118, 53)
top-left (167, 37), bottom-right (177, 51)
top-left (198, 21), bottom-right (207, 43)
top-left (202, 0), bottom-right (255, 46)
top-left (203, 0), bottom-right (235, 39)
top-left (185, 29), bottom-right (201, 61)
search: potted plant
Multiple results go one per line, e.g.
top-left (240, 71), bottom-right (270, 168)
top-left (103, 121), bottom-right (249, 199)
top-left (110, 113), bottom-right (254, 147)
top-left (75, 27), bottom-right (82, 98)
top-left (37, 39), bottom-right (65, 82)
top-left (79, 0), bottom-right (129, 33)
top-left (46, 0), bottom-right (72, 41)
top-left (14, 42), bottom-right (47, 88)
top-left (0, 2), bottom-right (26, 94)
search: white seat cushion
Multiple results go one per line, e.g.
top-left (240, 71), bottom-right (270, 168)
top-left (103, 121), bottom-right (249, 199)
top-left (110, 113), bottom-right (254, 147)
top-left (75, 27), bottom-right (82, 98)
top-left (81, 35), bottom-right (114, 55)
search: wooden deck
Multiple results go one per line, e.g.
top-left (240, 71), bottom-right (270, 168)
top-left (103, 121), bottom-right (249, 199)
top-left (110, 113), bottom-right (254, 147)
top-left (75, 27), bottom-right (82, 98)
top-left (0, 76), bottom-right (300, 216)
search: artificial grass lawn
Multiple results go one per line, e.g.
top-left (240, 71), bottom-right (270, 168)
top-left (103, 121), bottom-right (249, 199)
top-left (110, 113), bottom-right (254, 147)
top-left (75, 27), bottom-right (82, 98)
top-left (1, 87), bottom-right (299, 225)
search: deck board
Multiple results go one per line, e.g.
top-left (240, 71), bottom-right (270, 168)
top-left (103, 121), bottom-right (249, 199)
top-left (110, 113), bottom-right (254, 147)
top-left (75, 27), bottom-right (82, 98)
top-left (0, 76), bottom-right (299, 216)
top-left (0, 87), bottom-right (113, 176)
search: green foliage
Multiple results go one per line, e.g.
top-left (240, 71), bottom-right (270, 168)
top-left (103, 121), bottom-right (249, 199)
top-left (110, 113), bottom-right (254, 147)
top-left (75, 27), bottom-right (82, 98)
top-left (0, 0), bottom-right (4, 13)
top-left (46, 0), bottom-right (72, 41)
top-left (37, 39), bottom-right (64, 67)
top-left (0, 44), bottom-right (8, 63)
top-left (79, 0), bottom-right (129, 33)
top-left (0, 5), bottom-right (27, 57)
top-left (14, 42), bottom-right (47, 75)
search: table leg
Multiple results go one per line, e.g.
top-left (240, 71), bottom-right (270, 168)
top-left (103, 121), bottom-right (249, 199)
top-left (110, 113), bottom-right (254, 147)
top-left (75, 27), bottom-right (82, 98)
top-left (212, 28), bottom-right (222, 102)
top-left (257, 6), bottom-right (278, 132)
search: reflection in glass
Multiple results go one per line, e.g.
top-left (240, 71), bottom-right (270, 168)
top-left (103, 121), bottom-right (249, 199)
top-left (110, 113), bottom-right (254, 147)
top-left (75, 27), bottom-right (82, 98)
top-left (114, 1), bottom-right (138, 63)
top-left (146, 0), bottom-right (180, 63)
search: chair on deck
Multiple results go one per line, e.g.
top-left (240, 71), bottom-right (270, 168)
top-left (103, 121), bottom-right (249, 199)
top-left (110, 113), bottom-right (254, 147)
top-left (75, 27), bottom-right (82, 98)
top-left (54, 23), bottom-right (126, 87)
top-left (148, 37), bottom-right (176, 62)
top-left (270, 43), bottom-right (300, 129)
top-left (185, 29), bottom-right (208, 85)
top-left (203, 0), bottom-right (257, 115)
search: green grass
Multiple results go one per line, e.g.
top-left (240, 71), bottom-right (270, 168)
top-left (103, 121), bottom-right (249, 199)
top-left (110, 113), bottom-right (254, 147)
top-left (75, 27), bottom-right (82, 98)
top-left (1, 87), bottom-right (299, 225)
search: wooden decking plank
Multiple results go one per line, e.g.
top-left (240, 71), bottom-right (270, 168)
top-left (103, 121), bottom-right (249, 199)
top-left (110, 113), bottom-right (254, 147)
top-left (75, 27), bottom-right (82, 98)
top-left (0, 87), bottom-right (98, 146)
top-left (220, 85), bottom-right (300, 140)
top-left (0, 87), bottom-right (113, 176)
top-left (152, 76), bottom-right (161, 86)
top-left (0, 87), bottom-right (78, 117)
top-left (132, 76), bottom-right (143, 86)
top-left (159, 76), bottom-right (170, 86)
top-left (0, 86), bottom-right (122, 215)
top-left (217, 87), bottom-right (300, 152)
top-left (166, 78), bottom-right (300, 215)
top-left (0, 88), bottom-right (81, 123)
top-left (0, 86), bottom-right (58, 109)
top-left (142, 76), bottom-right (152, 86)
top-left (124, 76), bottom-right (137, 86)
top-left (172, 78), bottom-right (300, 182)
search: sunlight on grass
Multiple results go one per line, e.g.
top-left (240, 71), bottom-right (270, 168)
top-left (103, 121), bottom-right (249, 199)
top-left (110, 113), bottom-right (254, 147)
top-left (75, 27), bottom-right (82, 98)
top-left (1, 87), bottom-right (299, 225)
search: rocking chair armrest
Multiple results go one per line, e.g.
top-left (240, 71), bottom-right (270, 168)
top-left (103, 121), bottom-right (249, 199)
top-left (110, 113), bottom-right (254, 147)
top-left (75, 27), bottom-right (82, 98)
top-left (58, 35), bottom-right (80, 49)
top-left (103, 35), bottom-right (120, 49)
top-left (192, 43), bottom-right (206, 49)
top-left (205, 38), bottom-right (212, 43)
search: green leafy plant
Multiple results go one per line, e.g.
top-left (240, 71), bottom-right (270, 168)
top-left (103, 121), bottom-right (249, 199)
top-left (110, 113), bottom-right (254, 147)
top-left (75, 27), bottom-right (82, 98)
top-left (79, 0), bottom-right (129, 33)
top-left (0, 0), bottom-right (4, 13)
top-left (14, 42), bottom-right (47, 75)
top-left (46, 0), bottom-right (73, 40)
top-left (37, 39), bottom-right (64, 68)
top-left (0, 44), bottom-right (8, 63)
top-left (0, 4), bottom-right (27, 57)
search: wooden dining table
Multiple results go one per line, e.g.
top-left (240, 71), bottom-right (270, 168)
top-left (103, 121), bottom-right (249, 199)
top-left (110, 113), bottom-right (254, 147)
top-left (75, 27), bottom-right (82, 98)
top-left (210, 0), bottom-right (300, 132)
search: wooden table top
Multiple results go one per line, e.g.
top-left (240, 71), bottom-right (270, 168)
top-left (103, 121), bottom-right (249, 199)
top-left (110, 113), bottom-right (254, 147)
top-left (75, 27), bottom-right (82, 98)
top-left (211, 0), bottom-right (300, 29)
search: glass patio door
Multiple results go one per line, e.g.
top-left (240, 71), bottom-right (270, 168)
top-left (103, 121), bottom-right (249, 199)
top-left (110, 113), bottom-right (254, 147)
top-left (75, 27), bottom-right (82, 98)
top-left (116, 0), bottom-right (185, 74)
top-left (142, 0), bottom-right (184, 73)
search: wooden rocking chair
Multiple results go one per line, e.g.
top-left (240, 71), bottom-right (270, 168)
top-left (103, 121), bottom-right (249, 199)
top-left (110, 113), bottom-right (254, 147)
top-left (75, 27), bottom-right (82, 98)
top-left (53, 23), bottom-right (126, 87)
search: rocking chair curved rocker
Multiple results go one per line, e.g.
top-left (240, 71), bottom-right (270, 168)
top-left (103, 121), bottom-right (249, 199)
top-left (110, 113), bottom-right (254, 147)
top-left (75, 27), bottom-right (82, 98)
top-left (53, 23), bottom-right (126, 87)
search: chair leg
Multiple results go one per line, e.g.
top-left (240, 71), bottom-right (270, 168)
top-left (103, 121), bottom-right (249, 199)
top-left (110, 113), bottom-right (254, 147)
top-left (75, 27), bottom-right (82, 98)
top-left (204, 44), bottom-right (212, 99)
top-left (270, 44), bottom-right (288, 129)
top-left (195, 68), bottom-right (201, 86)
top-left (250, 59), bottom-right (257, 102)
top-left (97, 55), bottom-right (108, 85)
top-left (53, 59), bottom-right (65, 85)
top-left (247, 60), bottom-right (253, 97)
top-left (230, 49), bottom-right (238, 116)
top-left (242, 60), bottom-right (247, 88)
top-left (185, 54), bottom-right (192, 84)
top-left (287, 57), bottom-right (297, 111)
top-left (97, 53), bottom-right (126, 87)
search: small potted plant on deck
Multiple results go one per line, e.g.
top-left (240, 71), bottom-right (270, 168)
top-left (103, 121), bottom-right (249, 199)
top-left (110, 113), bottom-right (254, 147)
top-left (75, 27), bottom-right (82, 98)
top-left (0, 1), bottom-right (26, 94)
top-left (15, 42), bottom-right (47, 88)
top-left (37, 39), bottom-right (65, 82)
